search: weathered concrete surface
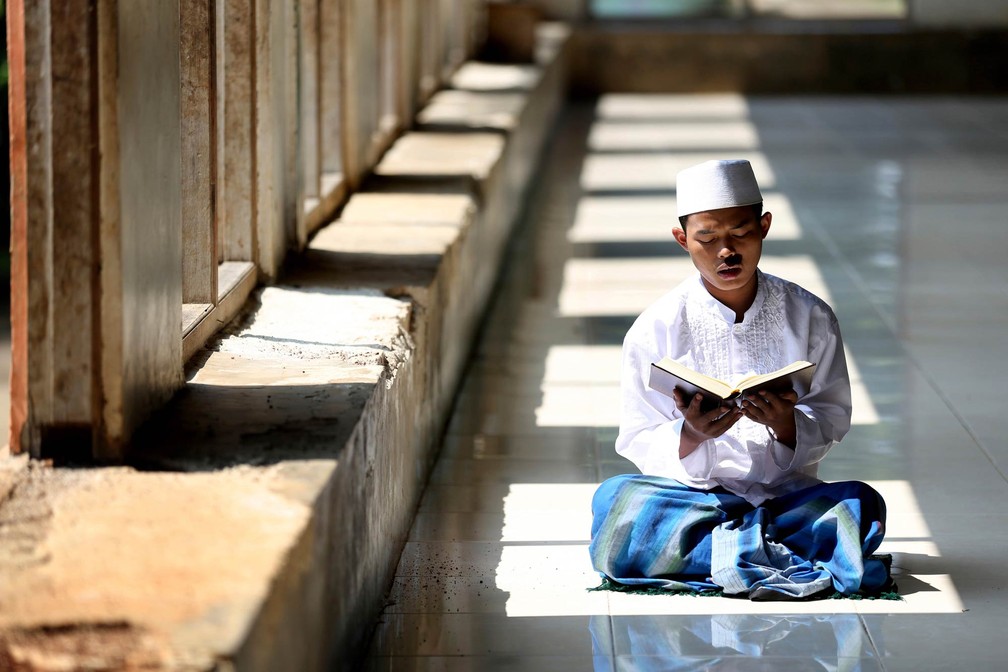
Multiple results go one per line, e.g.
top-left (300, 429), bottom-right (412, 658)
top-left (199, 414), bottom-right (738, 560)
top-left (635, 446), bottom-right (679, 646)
top-left (0, 451), bottom-right (27, 505)
top-left (292, 204), bottom-right (474, 443)
top-left (338, 192), bottom-right (475, 225)
top-left (372, 132), bottom-right (507, 187)
top-left (0, 289), bottom-right (410, 671)
top-left (0, 463), bottom-right (315, 668)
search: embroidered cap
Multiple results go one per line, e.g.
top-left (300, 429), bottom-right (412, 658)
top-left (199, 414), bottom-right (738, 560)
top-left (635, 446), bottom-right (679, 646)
top-left (676, 159), bottom-right (763, 218)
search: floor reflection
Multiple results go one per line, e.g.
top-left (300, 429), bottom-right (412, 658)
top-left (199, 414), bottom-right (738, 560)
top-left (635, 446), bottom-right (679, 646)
top-left (366, 95), bottom-right (1008, 668)
top-left (593, 612), bottom-right (879, 671)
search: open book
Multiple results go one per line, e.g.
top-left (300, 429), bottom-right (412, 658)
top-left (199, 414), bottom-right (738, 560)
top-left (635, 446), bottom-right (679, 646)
top-left (648, 357), bottom-right (815, 411)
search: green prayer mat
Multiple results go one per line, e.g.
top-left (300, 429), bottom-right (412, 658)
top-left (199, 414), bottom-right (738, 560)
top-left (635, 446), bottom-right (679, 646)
top-left (588, 577), bottom-right (902, 601)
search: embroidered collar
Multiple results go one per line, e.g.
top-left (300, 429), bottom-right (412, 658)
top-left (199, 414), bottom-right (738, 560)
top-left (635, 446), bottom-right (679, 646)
top-left (690, 270), bottom-right (768, 326)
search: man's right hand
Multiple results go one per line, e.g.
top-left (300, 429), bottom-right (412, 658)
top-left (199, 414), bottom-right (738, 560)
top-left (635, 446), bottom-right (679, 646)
top-left (672, 389), bottom-right (744, 458)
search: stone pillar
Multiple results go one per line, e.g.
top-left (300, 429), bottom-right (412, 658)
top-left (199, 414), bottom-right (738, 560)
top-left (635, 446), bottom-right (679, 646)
top-left (8, 0), bottom-right (185, 460)
top-left (217, 0), bottom-right (257, 263)
top-left (319, 0), bottom-right (345, 178)
top-left (99, 0), bottom-right (185, 459)
top-left (180, 0), bottom-right (218, 306)
top-left (8, 0), bottom-right (100, 457)
top-left (342, 0), bottom-right (381, 186)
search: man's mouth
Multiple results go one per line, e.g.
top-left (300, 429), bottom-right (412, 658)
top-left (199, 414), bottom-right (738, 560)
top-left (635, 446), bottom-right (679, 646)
top-left (717, 265), bottom-right (742, 279)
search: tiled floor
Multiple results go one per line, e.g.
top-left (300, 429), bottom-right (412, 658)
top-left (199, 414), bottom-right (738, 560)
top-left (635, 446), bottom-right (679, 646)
top-left (364, 95), bottom-right (1008, 670)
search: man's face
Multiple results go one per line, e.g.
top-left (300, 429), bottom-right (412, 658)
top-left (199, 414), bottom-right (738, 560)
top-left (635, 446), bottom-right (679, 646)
top-left (672, 205), bottom-right (772, 310)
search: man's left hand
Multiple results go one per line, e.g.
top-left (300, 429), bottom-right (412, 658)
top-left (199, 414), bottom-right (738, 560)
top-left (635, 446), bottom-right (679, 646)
top-left (741, 389), bottom-right (798, 448)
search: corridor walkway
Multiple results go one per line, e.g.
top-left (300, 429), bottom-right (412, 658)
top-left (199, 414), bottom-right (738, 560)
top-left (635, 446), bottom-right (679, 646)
top-left (363, 95), bottom-right (1008, 670)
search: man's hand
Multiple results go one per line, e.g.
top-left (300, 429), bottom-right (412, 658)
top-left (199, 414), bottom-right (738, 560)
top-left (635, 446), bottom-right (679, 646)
top-left (741, 389), bottom-right (799, 449)
top-left (672, 388), bottom-right (744, 459)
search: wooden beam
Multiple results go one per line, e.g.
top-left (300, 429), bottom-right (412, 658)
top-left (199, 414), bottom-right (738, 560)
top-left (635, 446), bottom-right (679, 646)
top-left (7, 0), bottom-right (36, 454)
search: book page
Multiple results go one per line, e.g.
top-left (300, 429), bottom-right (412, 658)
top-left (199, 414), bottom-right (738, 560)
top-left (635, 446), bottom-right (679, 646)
top-left (652, 357), bottom-right (736, 399)
top-left (735, 361), bottom-right (815, 395)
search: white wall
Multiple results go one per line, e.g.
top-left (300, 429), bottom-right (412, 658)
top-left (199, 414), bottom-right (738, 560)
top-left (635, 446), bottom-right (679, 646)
top-left (530, 0), bottom-right (1008, 25)
top-left (526, 0), bottom-right (587, 21)
top-left (909, 0), bottom-right (1008, 27)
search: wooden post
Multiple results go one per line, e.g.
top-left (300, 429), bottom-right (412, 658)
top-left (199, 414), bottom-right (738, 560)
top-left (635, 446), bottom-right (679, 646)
top-left (7, 0), bottom-right (37, 454)
top-left (8, 0), bottom-right (99, 458)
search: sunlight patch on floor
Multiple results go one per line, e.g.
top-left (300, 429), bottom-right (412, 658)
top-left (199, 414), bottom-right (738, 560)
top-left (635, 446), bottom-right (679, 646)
top-left (555, 253), bottom-right (836, 317)
top-left (567, 191), bottom-right (802, 243)
top-left (580, 152), bottom-right (778, 193)
top-left (594, 93), bottom-right (751, 120)
top-left (494, 480), bottom-right (963, 617)
top-left (587, 120), bottom-right (762, 152)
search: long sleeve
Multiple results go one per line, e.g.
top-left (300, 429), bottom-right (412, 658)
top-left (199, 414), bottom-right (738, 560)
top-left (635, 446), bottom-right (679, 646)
top-left (614, 322), bottom-right (714, 490)
top-left (769, 305), bottom-right (852, 475)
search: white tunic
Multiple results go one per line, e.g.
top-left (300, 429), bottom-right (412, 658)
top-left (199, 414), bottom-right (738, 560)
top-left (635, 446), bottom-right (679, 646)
top-left (616, 270), bottom-right (852, 506)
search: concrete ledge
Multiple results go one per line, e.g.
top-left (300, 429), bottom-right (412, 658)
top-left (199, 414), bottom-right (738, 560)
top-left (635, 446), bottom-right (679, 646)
top-left (416, 90), bottom-right (529, 132)
top-left (0, 23), bottom-right (570, 672)
top-left (292, 193), bottom-right (479, 410)
top-left (450, 61), bottom-right (543, 92)
top-left (371, 131), bottom-right (507, 200)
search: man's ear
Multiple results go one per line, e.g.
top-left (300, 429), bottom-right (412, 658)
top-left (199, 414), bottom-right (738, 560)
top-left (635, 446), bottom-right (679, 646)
top-left (673, 226), bottom-right (689, 251)
top-left (760, 211), bottom-right (772, 239)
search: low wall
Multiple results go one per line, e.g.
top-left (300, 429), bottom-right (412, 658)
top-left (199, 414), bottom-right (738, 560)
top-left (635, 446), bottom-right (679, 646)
top-left (0, 24), bottom-right (570, 672)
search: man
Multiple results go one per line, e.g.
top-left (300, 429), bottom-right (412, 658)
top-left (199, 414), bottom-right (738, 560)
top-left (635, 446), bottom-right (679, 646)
top-left (589, 159), bottom-right (890, 600)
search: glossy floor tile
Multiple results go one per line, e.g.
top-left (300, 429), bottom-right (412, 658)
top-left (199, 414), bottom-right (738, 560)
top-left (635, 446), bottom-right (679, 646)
top-left (362, 96), bottom-right (1008, 670)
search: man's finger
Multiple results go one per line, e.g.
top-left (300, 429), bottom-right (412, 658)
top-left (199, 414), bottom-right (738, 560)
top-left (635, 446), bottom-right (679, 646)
top-left (726, 408), bottom-right (744, 429)
top-left (713, 405), bottom-right (741, 427)
top-left (704, 401), bottom-right (732, 423)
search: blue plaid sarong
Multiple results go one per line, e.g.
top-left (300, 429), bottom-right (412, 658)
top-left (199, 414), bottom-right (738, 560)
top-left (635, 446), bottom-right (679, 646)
top-left (590, 475), bottom-right (889, 599)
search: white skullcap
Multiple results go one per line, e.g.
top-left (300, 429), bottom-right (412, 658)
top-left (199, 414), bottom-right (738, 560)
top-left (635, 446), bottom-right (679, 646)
top-left (676, 159), bottom-right (763, 218)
